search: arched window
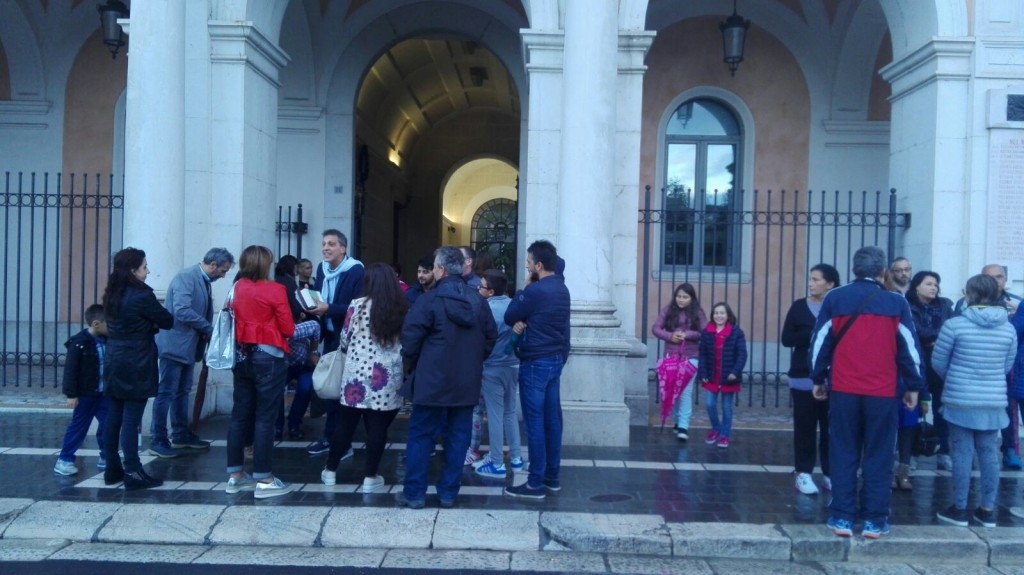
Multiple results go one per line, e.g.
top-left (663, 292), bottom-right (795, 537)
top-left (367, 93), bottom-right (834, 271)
top-left (471, 198), bottom-right (518, 287)
top-left (663, 98), bottom-right (742, 269)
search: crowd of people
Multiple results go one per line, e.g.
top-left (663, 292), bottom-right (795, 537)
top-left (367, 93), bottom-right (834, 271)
top-left (653, 246), bottom-right (1024, 538)
top-left (53, 231), bottom-right (571, 507)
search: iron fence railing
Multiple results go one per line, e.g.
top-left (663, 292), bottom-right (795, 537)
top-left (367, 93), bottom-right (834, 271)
top-left (639, 187), bottom-right (910, 408)
top-left (1, 172), bottom-right (124, 388)
top-left (276, 204), bottom-right (308, 260)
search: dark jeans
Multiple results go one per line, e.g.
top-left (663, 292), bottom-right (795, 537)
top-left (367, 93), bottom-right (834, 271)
top-left (103, 396), bottom-right (147, 473)
top-left (403, 404), bottom-right (473, 502)
top-left (1001, 398), bottom-right (1020, 453)
top-left (286, 367), bottom-right (314, 432)
top-left (828, 391), bottom-right (898, 524)
top-left (151, 358), bottom-right (195, 444)
top-left (791, 388), bottom-right (829, 475)
top-left (519, 355), bottom-right (564, 489)
top-left (227, 351), bottom-right (287, 479)
top-left (326, 405), bottom-right (399, 477)
top-left (59, 395), bottom-right (108, 462)
top-left (931, 382), bottom-right (950, 454)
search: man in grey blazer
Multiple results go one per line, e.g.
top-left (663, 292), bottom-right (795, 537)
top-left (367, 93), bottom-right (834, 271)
top-left (149, 248), bottom-right (234, 458)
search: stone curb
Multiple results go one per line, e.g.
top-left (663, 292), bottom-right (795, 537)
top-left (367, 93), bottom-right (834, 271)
top-left (1, 498), bottom-right (1023, 566)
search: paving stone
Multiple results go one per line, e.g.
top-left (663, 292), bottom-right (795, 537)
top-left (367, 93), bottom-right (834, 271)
top-left (98, 503), bottom-right (224, 544)
top-left (541, 512), bottom-right (670, 555)
top-left (209, 505), bottom-right (328, 547)
top-left (780, 524), bottom-right (847, 562)
top-left (972, 527), bottom-right (1024, 565)
top-left (992, 566), bottom-right (1024, 575)
top-left (820, 565), bottom-right (920, 575)
top-left (510, 550), bottom-right (607, 573)
top-left (381, 549), bottom-right (510, 570)
top-left (321, 507), bottom-right (435, 549)
top-left (845, 526), bottom-right (987, 564)
top-left (0, 498), bottom-right (33, 536)
top-left (434, 509), bottom-right (539, 551)
top-left (0, 538), bottom-right (69, 561)
top-left (4, 501), bottom-right (121, 541)
top-left (195, 545), bottom-right (385, 567)
top-left (668, 522), bottom-right (789, 560)
top-left (607, 554), bottom-right (713, 574)
top-left (907, 566), bottom-right (1005, 575)
top-left (705, 559), bottom-right (826, 575)
top-left (49, 542), bottom-right (209, 563)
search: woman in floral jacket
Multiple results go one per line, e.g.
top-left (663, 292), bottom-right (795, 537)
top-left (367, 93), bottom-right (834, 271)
top-left (321, 263), bottom-right (409, 492)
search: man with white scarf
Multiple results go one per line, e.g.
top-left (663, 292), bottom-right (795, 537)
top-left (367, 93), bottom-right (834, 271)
top-left (306, 229), bottom-right (364, 455)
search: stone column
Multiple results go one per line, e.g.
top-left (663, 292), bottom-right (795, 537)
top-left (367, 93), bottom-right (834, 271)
top-left (122, 2), bottom-right (186, 291)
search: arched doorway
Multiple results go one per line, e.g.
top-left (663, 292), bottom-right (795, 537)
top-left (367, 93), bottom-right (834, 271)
top-left (471, 197), bottom-right (518, 290)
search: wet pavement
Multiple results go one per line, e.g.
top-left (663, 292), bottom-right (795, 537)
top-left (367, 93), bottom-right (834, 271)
top-left (3, 407), bottom-right (1024, 528)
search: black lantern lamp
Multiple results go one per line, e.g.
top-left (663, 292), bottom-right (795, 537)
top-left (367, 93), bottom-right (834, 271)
top-left (719, 0), bottom-right (750, 77)
top-left (98, 0), bottom-right (129, 59)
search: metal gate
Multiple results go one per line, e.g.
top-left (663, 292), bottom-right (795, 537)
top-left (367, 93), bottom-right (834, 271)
top-left (639, 186), bottom-right (910, 407)
top-left (2, 172), bottom-right (124, 388)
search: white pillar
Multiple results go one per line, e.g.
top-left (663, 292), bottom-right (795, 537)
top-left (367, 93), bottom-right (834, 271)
top-left (122, 2), bottom-right (186, 291)
top-left (558, 0), bottom-right (617, 306)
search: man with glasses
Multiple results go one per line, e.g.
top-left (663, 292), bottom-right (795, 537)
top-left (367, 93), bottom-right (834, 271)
top-left (150, 248), bottom-right (234, 458)
top-left (890, 258), bottom-right (912, 295)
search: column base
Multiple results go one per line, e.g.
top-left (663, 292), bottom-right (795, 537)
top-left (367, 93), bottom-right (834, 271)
top-left (562, 401), bottom-right (631, 447)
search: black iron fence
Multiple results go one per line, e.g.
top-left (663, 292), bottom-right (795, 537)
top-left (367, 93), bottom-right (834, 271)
top-left (1, 172), bottom-right (124, 388)
top-left (276, 204), bottom-right (308, 260)
top-left (639, 187), bottom-right (910, 408)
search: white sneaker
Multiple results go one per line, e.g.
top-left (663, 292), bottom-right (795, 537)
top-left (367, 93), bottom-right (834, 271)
top-left (821, 475), bottom-right (832, 491)
top-left (254, 477), bottom-right (294, 499)
top-left (1010, 506), bottom-right (1024, 520)
top-left (53, 459), bottom-right (79, 476)
top-left (225, 473), bottom-right (255, 494)
top-left (321, 469), bottom-right (336, 486)
top-left (361, 475), bottom-right (385, 492)
top-left (795, 472), bottom-right (819, 495)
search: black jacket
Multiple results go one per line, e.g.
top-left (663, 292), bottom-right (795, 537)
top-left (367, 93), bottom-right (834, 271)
top-left (62, 329), bottom-right (105, 398)
top-left (781, 298), bottom-right (816, 378)
top-left (400, 275), bottom-right (497, 406)
top-left (504, 274), bottom-right (571, 362)
top-left (104, 284), bottom-right (174, 399)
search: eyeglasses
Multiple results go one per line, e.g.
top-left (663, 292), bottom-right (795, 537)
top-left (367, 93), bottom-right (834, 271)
top-left (478, 285), bottom-right (491, 292)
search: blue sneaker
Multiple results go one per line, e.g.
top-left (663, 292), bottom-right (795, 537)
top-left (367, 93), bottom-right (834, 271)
top-left (861, 520), bottom-right (890, 539)
top-left (146, 441), bottom-right (179, 458)
top-left (826, 516), bottom-right (853, 537)
top-left (1004, 450), bottom-right (1022, 470)
top-left (474, 460), bottom-right (507, 479)
top-left (509, 457), bottom-right (525, 471)
top-left (306, 439), bottom-right (330, 456)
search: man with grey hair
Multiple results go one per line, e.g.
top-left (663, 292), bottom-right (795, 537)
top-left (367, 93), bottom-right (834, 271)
top-left (398, 246), bottom-right (496, 509)
top-left (150, 247), bottom-right (234, 458)
top-left (810, 246), bottom-right (924, 539)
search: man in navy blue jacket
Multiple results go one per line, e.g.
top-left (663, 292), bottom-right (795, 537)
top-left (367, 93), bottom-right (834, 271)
top-left (503, 240), bottom-right (571, 500)
top-left (307, 229), bottom-right (364, 455)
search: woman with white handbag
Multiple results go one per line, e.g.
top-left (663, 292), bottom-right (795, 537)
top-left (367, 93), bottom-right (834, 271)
top-left (320, 263), bottom-right (409, 493)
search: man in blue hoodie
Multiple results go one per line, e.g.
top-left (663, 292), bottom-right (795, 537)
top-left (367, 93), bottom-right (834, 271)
top-left (503, 240), bottom-right (571, 500)
top-left (398, 246), bottom-right (496, 509)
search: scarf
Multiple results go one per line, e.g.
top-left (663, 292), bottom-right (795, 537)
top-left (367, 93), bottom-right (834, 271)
top-left (321, 256), bottom-right (362, 332)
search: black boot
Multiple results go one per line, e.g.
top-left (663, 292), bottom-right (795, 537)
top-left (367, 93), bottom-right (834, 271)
top-left (123, 470), bottom-right (163, 491)
top-left (104, 465), bottom-right (125, 486)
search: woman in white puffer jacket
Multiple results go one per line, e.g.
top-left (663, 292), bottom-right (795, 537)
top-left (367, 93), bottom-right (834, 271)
top-left (931, 274), bottom-right (1017, 528)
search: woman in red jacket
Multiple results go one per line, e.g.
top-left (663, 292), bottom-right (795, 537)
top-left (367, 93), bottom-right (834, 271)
top-left (225, 245), bottom-right (296, 499)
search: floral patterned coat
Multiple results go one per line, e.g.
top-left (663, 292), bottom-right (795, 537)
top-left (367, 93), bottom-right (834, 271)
top-left (338, 297), bottom-right (404, 411)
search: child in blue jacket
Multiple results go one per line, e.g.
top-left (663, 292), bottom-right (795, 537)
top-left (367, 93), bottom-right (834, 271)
top-left (699, 302), bottom-right (747, 448)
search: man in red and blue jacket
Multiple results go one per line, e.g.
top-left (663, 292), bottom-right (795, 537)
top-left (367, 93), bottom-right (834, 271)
top-left (810, 246), bottom-right (924, 539)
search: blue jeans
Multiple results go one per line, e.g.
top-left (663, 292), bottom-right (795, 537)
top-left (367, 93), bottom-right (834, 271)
top-left (481, 364), bottom-right (522, 461)
top-left (286, 368), bottom-right (314, 431)
top-left (151, 358), bottom-right (195, 444)
top-left (403, 404), bottom-right (473, 502)
top-left (519, 355), bottom-right (564, 489)
top-left (227, 351), bottom-right (287, 479)
top-left (949, 422), bottom-right (1001, 510)
top-left (705, 390), bottom-right (735, 438)
top-left (59, 395), bottom-right (108, 462)
top-left (103, 396), bottom-right (147, 473)
top-left (828, 392), bottom-right (898, 524)
top-left (672, 359), bottom-right (698, 428)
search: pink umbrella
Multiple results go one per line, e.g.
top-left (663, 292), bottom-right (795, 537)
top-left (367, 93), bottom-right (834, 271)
top-left (657, 355), bottom-right (698, 425)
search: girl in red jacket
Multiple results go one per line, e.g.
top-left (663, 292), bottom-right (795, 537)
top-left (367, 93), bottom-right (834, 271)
top-left (699, 302), bottom-right (748, 448)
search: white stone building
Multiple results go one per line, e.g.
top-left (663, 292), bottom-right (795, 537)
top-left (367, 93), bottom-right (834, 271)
top-left (1, 0), bottom-right (1022, 446)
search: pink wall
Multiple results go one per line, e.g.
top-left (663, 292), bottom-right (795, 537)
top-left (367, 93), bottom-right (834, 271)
top-left (637, 17), bottom-right (811, 342)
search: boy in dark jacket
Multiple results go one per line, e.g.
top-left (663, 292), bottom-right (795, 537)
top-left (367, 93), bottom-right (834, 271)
top-left (54, 304), bottom-right (108, 476)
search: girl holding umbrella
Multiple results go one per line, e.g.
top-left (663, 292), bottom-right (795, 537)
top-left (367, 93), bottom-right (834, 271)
top-left (651, 283), bottom-right (706, 440)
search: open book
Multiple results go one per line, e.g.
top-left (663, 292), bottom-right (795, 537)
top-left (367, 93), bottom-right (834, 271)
top-left (297, 288), bottom-right (323, 310)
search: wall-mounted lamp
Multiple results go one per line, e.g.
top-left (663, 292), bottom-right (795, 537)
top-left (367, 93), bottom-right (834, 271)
top-left (98, 0), bottom-right (129, 59)
top-left (447, 225), bottom-right (456, 234)
top-left (388, 148), bottom-right (401, 168)
top-left (719, 0), bottom-right (750, 77)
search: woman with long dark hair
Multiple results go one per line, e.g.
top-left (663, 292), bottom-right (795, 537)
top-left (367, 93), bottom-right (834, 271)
top-left (782, 263), bottom-right (840, 495)
top-left (321, 262), bottom-right (409, 492)
top-left (225, 245), bottom-right (296, 499)
top-left (651, 283), bottom-right (706, 441)
top-left (906, 270), bottom-right (953, 475)
top-left (101, 247), bottom-right (173, 490)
